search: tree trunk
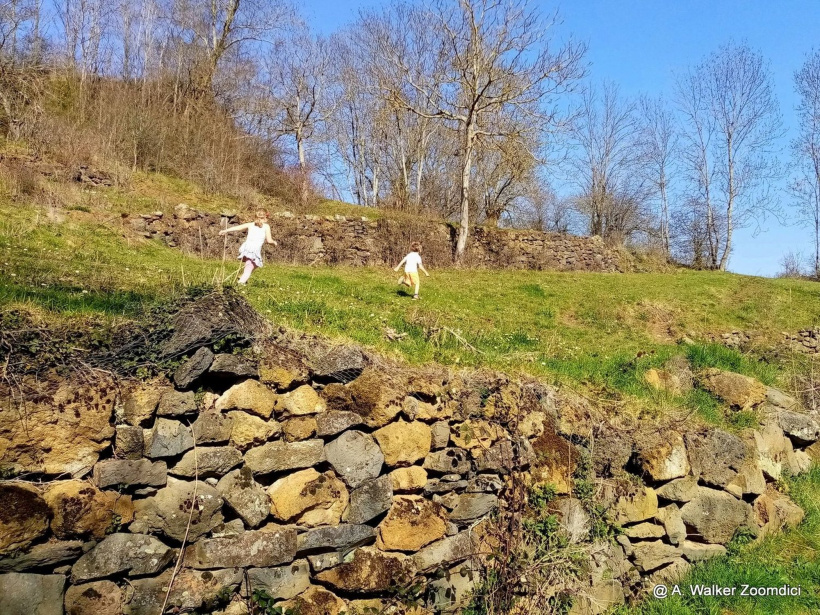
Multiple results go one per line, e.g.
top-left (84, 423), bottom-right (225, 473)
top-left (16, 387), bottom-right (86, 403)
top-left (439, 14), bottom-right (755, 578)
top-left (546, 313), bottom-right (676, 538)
top-left (719, 135), bottom-right (735, 271)
top-left (455, 125), bottom-right (475, 264)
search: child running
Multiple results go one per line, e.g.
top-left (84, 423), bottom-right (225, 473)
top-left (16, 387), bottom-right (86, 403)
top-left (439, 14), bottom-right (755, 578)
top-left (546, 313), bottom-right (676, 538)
top-left (394, 241), bottom-right (429, 300)
top-left (219, 209), bottom-right (277, 285)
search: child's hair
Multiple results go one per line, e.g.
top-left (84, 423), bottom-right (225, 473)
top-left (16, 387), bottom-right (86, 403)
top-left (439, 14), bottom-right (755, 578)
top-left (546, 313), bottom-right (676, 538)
top-left (254, 209), bottom-right (269, 226)
top-left (410, 241), bottom-right (422, 253)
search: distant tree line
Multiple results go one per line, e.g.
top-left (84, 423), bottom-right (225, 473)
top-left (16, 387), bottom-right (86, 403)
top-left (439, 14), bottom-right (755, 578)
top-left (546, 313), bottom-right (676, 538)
top-left (1, 0), bottom-right (819, 271)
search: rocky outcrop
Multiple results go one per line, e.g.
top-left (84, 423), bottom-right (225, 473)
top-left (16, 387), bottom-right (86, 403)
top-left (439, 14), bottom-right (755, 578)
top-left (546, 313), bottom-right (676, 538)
top-left (1, 315), bottom-right (818, 614)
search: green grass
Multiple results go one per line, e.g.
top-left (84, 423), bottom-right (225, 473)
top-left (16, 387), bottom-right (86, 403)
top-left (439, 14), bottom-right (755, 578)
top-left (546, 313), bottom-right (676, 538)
top-left (619, 465), bottom-right (820, 615)
top-left (2, 200), bottom-right (820, 399)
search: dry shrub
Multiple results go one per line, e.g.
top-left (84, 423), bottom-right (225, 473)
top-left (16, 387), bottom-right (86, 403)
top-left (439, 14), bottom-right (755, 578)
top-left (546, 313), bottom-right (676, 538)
top-left (14, 72), bottom-right (302, 202)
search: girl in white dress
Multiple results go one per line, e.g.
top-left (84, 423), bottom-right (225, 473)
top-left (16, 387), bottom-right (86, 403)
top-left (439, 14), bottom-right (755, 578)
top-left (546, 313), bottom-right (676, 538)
top-left (219, 209), bottom-right (277, 285)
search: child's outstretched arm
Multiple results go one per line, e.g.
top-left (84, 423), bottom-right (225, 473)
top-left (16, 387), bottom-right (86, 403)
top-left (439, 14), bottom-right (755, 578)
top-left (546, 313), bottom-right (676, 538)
top-left (264, 224), bottom-right (278, 246)
top-left (393, 256), bottom-right (407, 272)
top-left (219, 222), bottom-right (252, 236)
top-left (420, 263), bottom-right (430, 277)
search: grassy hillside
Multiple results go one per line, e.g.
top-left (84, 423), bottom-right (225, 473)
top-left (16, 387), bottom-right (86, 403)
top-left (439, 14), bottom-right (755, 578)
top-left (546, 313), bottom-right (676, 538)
top-left (3, 162), bottom-right (820, 615)
top-left (2, 183), bottom-right (820, 425)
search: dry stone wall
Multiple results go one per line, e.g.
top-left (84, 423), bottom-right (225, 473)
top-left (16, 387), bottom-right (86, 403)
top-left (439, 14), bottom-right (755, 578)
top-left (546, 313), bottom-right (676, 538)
top-left (1, 325), bottom-right (819, 614)
top-left (128, 205), bottom-right (627, 272)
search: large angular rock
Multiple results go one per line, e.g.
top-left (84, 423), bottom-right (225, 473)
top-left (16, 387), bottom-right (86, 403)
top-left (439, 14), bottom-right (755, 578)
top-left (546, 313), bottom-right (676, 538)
top-left (173, 346), bottom-right (214, 389)
top-left (297, 525), bottom-right (376, 553)
top-left (339, 368), bottom-right (404, 428)
top-left (125, 568), bottom-right (242, 615)
top-left (183, 528), bottom-right (297, 568)
top-left (170, 446), bottom-right (243, 477)
top-left (0, 483), bottom-right (50, 556)
top-left (655, 476), bottom-right (698, 503)
top-left (119, 380), bottom-right (165, 426)
top-left (315, 547), bottom-right (411, 593)
top-left (750, 421), bottom-right (798, 480)
top-left (0, 573), bottom-right (65, 615)
top-left (44, 481), bottom-right (133, 540)
top-left (280, 385), bottom-right (326, 415)
top-left (631, 541), bottom-right (681, 572)
top-left (377, 496), bottom-right (448, 552)
top-left (635, 432), bottom-right (690, 481)
top-left (685, 429), bottom-right (749, 488)
top-left (343, 475), bottom-right (394, 524)
top-left (411, 531), bottom-right (475, 571)
top-left (374, 420), bottom-right (432, 467)
top-left (431, 421), bottom-right (450, 449)
top-left (215, 380), bottom-right (279, 418)
top-left (324, 431), bottom-right (384, 488)
top-left (680, 487), bottom-right (754, 544)
top-left (725, 462), bottom-right (766, 498)
top-left (316, 411), bottom-right (364, 436)
top-left (268, 469), bottom-right (348, 526)
top-left (245, 439), bottom-right (325, 475)
top-left (1, 377), bottom-right (116, 476)
top-left (451, 420), bottom-right (504, 455)
top-left (624, 522), bottom-right (665, 539)
top-left (700, 369), bottom-right (766, 408)
top-left (258, 344), bottom-right (310, 390)
top-left (65, 581), bottom-right (123, 615)
top-left (283, 416), bottom-right (317, 442)
top-left (312, 345), bottom-right (366, 383)
top-left (424, 448), bottom-right (472, 474)
top-left (93, 459), bottom-right (167, 489)
top-left (228, 411), bottom-right (280, 450)
top-left (610, 487), bottom-right (658, 525)
top-left (174, 346), bottom-right (214, 389)
top-left (246, 561), bottom-right (310, 600)
top-left (776, 410), bottom-right (820, 445)
top-left (191, 411), bottom-right (233, 444)
top-left (71, 533), bottom-right (174, 582)
top-left (475, 438), bottom-right (535, 472)
top-left (0, 540), bottom-right (84, 572)
top-left (656, 505), bottom-right (686, 545)
top-left (279, 585), bottom-right (346, 615)
top-left (209, 353), bottom-right (258, 379)
top-left (130, 477), bottom-right (224, 541)
top-left (115, 425), bottom-right (144, 459)
top-left (217, 467), bottom-right (270, 528)
top-left (449, 493), bottom-right (498, 523)
top-left (681, 541), bottom-right (727, 562)
top-left (753, 487), bottom-right (805, 537)
top-left (766, 387), bottom-right (798, 410)
top-left (144, 418), bottom-right (194, 458)
top-left (157, 390), bottom-right (197, 417)
top-left (390, 466), bottom-right (428, 492)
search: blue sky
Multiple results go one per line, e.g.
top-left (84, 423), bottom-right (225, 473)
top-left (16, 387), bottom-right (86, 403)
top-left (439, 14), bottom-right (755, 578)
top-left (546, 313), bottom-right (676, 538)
top-left (304, 0), bottom-right (820, 276)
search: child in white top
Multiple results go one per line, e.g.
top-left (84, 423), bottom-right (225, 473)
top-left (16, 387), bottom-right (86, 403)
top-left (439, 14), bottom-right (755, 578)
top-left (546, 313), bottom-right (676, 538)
top-left (219, 209), bottom-right (277, 284)
top-left (394, 242), bottom-right (429, 300)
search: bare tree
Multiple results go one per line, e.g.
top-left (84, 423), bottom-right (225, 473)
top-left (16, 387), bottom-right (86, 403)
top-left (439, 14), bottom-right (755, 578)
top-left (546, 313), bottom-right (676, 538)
top-left (169, 0), bottom-right (293, 96)
top-left (364, 0), bottom-right (584, 262)
top-left (638, 94), bottom-right (677, 255)
top-left (569, 81), bottom-right (649, 243)
top-left (257, 25), bottom-right (334, 172)
top-left (791, 49), bottom-right (820, 277)
top-left (677, 42), bottom-right (783, 270)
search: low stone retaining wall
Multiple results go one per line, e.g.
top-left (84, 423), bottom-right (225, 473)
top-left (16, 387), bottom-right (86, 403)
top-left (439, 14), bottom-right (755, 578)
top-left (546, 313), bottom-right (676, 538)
top-left (126, 205), bottom-right (627, 272)
top-left (1, 311), bottom-right (818, 614)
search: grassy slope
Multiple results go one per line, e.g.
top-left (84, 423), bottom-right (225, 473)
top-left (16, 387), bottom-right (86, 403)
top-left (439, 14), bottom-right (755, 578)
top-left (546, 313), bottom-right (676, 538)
top-left (3, 167), bottom-right (820, 614)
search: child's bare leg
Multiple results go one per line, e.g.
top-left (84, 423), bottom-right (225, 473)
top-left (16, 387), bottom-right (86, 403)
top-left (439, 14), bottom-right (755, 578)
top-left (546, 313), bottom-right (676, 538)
top-left (238, 260), bottom-right (256, 284)
top-left (413, 279), bottom-right (420, 298)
